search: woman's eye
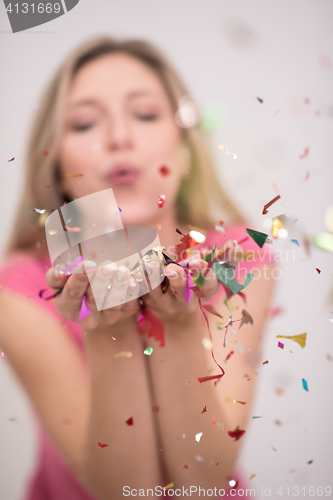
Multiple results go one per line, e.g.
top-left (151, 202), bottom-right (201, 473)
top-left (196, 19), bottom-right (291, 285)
top-left (136, 114), bottom-right (158, 121)
top-left (72, 123), bottom-right (94, 131)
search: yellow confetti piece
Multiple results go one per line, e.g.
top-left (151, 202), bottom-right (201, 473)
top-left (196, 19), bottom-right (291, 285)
top-left (250, 474), bottom-right (256, 480)
top-left (48, 230), bottom-right (57, 235)
top-left (65, 173), bottom-right (84, 178)
top-left (224, 396), bottom-right (232, 404)
top-left (164, 483), bottom-right (174, 490)
top-left (114, 351), bottom-right (133, 359)
top-left (271, 446), bottom-right (276, 451)
top-left (61, 324), bottom-right (66, 328)
top-left (276, 332), bottom-right (307, 349)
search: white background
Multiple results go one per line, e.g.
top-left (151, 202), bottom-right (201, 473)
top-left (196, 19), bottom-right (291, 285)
top-left (0, 1), bottom-right (333, 498)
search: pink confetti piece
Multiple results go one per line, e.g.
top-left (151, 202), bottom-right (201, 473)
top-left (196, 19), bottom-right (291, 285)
top-left (157, 194), bottom-right (166, 208)
top-left (1, 352), bottom-right (7, 359)
top-left (299, 147), bottom-right (309, 159)
top-left (278, 341), bottom-right (284, 349)
top-left (8, 157), bottom-right (15, 162)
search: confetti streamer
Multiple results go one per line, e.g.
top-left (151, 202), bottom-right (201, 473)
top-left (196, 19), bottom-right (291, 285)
top-left (276, 333), bottom-right (307, 349)
top-left (228, 428), bottom-right (245, 441)
top-left (245, 228), bottom-right (268, 248)
top-left (302, 379), bottom-right (309, 392)
top-left (262, 195), bottom-right (281, 215)
top-left (218, 144), bottom-right (237, 159)
top-left (157, 194), bottom-right (166, 208)
top-left (126, 417), bottom-right (134, 426)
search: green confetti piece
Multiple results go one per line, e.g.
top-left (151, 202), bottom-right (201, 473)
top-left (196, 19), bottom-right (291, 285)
top-left (202, 245), bottom-right (216, 263)
top-left (144, 347), bottom-right (153, 356)
top-left (252, 416), bottom-right (262, 419)
top-left (194, 273), bottom-right (204, 287)
top-left (212, 263), bottom-right (254, 296)
top-left (307, 460), bottom-right (313, 464)
top-left (74, 196), bottom-right (78, 200)
top-left (245, 228), bottom-right (269, 248)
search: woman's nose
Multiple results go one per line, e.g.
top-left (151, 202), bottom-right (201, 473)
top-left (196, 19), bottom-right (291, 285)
top-left (106, 117), bottom-right (133, 151)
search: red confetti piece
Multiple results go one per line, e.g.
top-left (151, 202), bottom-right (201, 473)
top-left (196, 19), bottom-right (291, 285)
top-left (8, 157), bottom-right (15, 162)
top-left (45, 185), bottom-right (50, 188)
top-left (315, 268), bottom-right (321, 274)
top-left (278, 342), bottom-right (284, 349)
top-left (299, 147), bottom-right (309, 159)
top-left (126, 417), bottom-right (134, 426)
top-left (159, 165), bottom-right (171, 177)
top-left (256, 97), bottom-right (264, 103)
top-left (236, 401), bottom-right (247, 405)
top-left (98, 442), bottom-right (108, 448)
top-left (183, 465), bottom-right (189, 469)
top-left (228, 428), bottom-right (246, 441)
top-left (153, 405), bottom-right (160, 413)
top-left (262, 195), bottom-right (281, 215)
top-left (201, 406), bottom-right (207, 413)
top-left (44, 151), bottom-right (49, 156)
top-left (225, 351), bottom-right (234, 362)
top-left (211, 419), bottom-right (217, 424)
top-left (157, 194), bottom-right (166, 208)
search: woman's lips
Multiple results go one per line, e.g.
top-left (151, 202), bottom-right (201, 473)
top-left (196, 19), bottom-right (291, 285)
top-left (106, 163), bottom-right (141, 185)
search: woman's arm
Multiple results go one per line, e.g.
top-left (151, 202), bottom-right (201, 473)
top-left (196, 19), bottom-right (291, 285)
top-left (145, 264), bottom-right (276, 492)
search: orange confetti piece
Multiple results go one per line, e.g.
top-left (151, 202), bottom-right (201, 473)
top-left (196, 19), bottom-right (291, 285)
top-left (211, 419), bottom-right (217, 424)
top-left (262, 360), bottom-right (269, 365)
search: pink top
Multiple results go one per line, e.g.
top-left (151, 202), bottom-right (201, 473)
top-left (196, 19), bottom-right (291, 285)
top-left (0, 224), bottom-right (272, 499)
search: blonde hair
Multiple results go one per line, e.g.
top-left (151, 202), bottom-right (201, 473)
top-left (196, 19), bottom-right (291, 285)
top-left (4, 36), bottom-right (246, 259)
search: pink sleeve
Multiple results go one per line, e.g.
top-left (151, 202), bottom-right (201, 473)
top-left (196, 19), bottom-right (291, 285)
top-left (0, 253), bottom-right (84, 349)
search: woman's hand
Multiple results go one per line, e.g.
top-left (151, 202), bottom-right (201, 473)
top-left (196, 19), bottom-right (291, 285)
top-left (45, 260), bottom-right (142, 331)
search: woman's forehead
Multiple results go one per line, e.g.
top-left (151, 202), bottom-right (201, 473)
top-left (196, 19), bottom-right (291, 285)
top-left (68, 53), bottom-right (166, 102)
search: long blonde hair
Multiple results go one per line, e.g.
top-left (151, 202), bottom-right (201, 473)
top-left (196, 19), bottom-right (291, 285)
top-left (4, 36), bottom-right (246, 259)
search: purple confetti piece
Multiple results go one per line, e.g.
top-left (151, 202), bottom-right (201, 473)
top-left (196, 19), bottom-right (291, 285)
top-left (78, 294), bottom-right (91, 321)
top-left (61, 255), bottom-right (84, 274)
top-left (278, 341), bottom-right (284, 349)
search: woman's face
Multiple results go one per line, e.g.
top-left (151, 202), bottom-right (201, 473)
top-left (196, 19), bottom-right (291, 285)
top-left (58, 53), bottom-right (185, 226)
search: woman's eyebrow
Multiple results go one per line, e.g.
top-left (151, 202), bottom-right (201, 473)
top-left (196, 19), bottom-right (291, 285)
top-left (68, 99), bottom-right (100, 110)
top-left (68, 91), bottom-right (160, 110)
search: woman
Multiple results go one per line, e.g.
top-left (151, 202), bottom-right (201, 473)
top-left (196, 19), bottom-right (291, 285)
top-left (0, 37), bottom-right (275, 499)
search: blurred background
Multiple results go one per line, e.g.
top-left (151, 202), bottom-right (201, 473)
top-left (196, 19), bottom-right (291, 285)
top-left (0, 0), bottom-right (332, 498)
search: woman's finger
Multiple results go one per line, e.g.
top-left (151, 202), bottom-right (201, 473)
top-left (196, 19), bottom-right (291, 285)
top-left (45, 267), bottom-right (68, 292)
top-left (103, 266), bottom-right (131, 310)
top-left (87, 261), bottom-right (118, 310)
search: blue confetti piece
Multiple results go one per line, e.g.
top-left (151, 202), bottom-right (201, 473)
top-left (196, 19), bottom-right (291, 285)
top-left (291, 239), bottom-right (300, 247)
top-left (118, 207), bottom-right (122, 212)
top-left (302, 378), bottom-right (309, 392)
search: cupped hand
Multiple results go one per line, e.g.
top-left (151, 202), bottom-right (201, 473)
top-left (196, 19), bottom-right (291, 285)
top-left (45, 260), bottom-right (142, 331)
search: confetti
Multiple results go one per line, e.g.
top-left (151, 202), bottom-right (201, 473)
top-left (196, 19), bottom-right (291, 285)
top-left (224, 351), bottom-right (234, 362)
top-left (315, 268), bottom-right (321, 274)
top-left (157, 194), bottom-right (166, 208)
top-left (153, 405), bottom-right (160, 412)
top-left (262, 360), bottom-right (269, 365)
top-left (98, 442), bottom-right (108, 448)
top-left (228, 428), bottom-right (245, 441)
top-left (201, 406), bottom-right (207, 413)
top-left (183, 465), bottom-right (189, 469)
top-left (114, 351), bottom-right (132, 359)
top-left (262, 195), bottom-right (281, 215)
top-left (33, 208), bottom-right (47, 214)
top-left (256, 97), bottom-right (264, 103)
top-left (252, 416), bottom-right (262, 419)
top-left (195, 432), bottom-right (203, 442)
top-left (277, 341), bottom-right (284, 349)
top-left (44, 150), bottom-right (49, 156)
top-left (268, 306), bottom-right (284, 318)
top-left (1, 352), bottom-right (7, 359)
top-left (126, 417), bottom-right (134, 426)
top-left (118, 207), bottom-right (122, 212)
top-left (307, 460), bottom-right (313, 465)
top-left (64, 225), bottom-right (81, 232)
top-left (65, 173), bottom-right (84, 178)
top-left (218, 144), bottom-right (237, 159)
top-left (299, 147), bottom-right (309, 159)
top-left (239, 309), bottom-right (253, 329)
top-left (245, 228), bottom-right (268, 248)
top-left (276, 333), bottom-right (307, 349)
top-left (212, 263), bottom-right (254, 296)
top-left (235, 401), bottom-right (246, 405)
top-left (211, 419), bottom-right (217, 424)
top-left (45, 185), bottom-right (50, 188)
top-left (229, 479), bottom-right (237, 487)
top-left (302, 379), bottom-right (309, 392)
top-left (144, 347), bottom-right (153, 356)
top-left (164, 483), bottom-right (174, 490)
top-left (250, 474), bottom-right (256, 480)
top-left (271, 446), bottom-right (276, 451)
top-left (8, 157), bottom-right (15, 162)
top-left (291, 239), bottom-right (299, 246)
top-left (202, 304), bottom-right (223, 318)
top-left (159, 165), bottom-right (171, 176)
